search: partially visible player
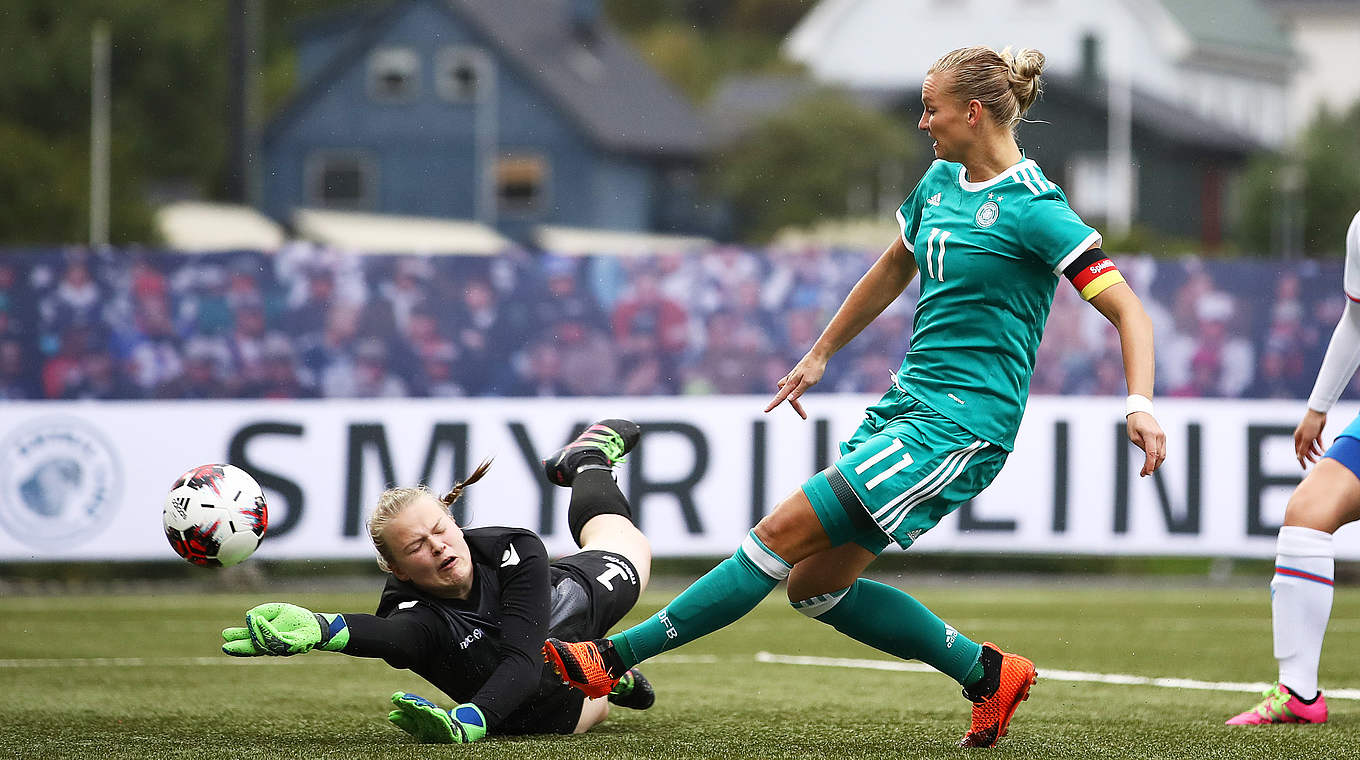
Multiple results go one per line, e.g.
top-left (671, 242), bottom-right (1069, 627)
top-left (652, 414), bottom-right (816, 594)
top-left (220, 419), bottom-right (657, 742)
top-left (545, 46), bottom-right (1166, 749)
top-left (1226, 210), bottom-right (1360, 726)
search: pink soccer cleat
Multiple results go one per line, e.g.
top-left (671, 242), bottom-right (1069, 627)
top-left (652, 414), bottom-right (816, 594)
top-left (1225, 683), bottom-right (1327, 725)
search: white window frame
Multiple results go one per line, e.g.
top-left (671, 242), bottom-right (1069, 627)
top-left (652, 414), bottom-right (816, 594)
top-left (367, 46), bottom-right (421, 103)
top-left (304, 150), bottom-right (379, 210)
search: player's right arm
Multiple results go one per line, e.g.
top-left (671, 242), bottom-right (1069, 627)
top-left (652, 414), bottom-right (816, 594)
top-left (1298, 211), bottom-right (1360, 466)
top-left (221, 602), bottom-right (439, 667)
top-left (767, 234), bottom-right (919, 419)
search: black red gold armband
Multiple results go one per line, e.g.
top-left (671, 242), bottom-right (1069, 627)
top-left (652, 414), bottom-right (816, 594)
top-left (1063, 247), bottom-right (1125, 301)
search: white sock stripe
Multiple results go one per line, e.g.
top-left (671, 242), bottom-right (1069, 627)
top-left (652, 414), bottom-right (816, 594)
top-left (791, 588), bottom-right (850, 618)
top-left (884, 442), bottom-right (986, 536)
top-left (740, 531), bottom-right (791, 580)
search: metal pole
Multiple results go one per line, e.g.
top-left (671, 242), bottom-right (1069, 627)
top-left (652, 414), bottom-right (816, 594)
top-left (1106, 37), bottom-right (1133, 238)
top-left (90, 21), bottom-right (111, 246)
top-left (477, 57), bottom-right (498, 225)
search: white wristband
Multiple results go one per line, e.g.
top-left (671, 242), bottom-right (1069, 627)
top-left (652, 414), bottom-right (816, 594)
top-left (1125, 394), bottom-right (1154, 418)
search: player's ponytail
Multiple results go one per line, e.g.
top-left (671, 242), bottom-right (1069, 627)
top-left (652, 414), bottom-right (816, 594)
top-left (439, 458), bottom-right (494, 508)
top-left (928, 45), bottom-right (1046, 133)
top-left (1001, 47), bottom-right (1045, 115)
top-left (367, 458), bottom-right (494, 573)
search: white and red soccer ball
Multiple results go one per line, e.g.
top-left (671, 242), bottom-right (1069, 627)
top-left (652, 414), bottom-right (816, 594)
top-left (162, 464), bottom-right (268, 567)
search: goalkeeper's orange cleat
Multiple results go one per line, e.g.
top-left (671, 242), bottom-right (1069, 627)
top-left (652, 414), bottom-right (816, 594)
top-left (959, 643), bottom-right (1037, 748)
top-left (543, 637), bottom-right (625, 699)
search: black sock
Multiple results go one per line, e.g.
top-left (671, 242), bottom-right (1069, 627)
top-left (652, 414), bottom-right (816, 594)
top-left (962, 645), bottom-right (1002, 702)
top-left (567, 469), bottom-right (633, 546)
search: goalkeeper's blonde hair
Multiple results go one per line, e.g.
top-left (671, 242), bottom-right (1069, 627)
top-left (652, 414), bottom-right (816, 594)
top-left (367, 458), bottom-right (493, 573)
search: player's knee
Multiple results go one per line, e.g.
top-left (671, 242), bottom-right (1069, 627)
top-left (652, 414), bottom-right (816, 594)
top-left (753, 498), bottom-right (825, 564)
top-left (1283, 473), bottom-right (1355, 532)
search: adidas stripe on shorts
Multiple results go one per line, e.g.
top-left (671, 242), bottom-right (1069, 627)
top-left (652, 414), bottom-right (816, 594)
top-left (802, 387), bottom-right (1009, 553)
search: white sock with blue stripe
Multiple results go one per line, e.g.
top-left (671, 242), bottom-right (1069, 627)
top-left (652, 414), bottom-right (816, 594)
top-left (1272, 526), bottom-right (1334, 699)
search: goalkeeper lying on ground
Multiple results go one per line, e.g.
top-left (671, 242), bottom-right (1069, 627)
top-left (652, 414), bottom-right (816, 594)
top-left (220, 419), bottom-right (656, 742)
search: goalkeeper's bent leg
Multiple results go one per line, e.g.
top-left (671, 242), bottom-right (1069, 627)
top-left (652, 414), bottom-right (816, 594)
top-left (609, 530), bottom-right (793, 668)
top-left (793, 578), bottom-right (983, 685)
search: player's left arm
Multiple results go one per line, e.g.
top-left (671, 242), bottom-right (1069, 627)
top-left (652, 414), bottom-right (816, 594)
top-left (1072, 250), bottom-right (1166, 477)
top-left (464, 532), bottom-right (553, 730)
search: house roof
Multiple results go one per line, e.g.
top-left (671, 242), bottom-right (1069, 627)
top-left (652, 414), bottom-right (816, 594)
top-left (267, 0), bottom-right (706, 158)
top-left (1160, 0), bottom-right (1296, 60)
top-left (293, 208), bottom-right (513, 254)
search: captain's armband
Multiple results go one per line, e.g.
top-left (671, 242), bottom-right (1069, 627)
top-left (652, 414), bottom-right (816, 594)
top-left (1062, 247), bottom-right (1125, 301)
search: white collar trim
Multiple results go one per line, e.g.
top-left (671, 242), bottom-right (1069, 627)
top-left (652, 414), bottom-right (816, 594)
top-left (958, 158), bottom-right (1035, 193)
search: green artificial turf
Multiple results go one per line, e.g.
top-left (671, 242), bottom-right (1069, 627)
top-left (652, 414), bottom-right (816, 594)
top-left (3, 583), bottom-right (1358, 759)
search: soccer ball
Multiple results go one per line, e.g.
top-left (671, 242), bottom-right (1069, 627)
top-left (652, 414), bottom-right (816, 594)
top-left (163, 464), bottom-right (268, 567)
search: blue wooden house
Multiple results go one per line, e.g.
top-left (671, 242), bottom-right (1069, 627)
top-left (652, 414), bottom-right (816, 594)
top-left (261, 0), bottom-right (708, 242)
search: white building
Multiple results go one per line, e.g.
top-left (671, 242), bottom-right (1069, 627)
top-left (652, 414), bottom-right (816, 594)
top-left (1267, 0), bottom-right (1360, 135)
top-left (784, 0), bottom-right (1296, 147)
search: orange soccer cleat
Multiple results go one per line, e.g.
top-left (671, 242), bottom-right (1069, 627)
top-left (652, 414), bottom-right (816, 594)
top-left (959, 643), bottom-right (1038, 748)
top-left (543, 637), bottom-right (626, 699)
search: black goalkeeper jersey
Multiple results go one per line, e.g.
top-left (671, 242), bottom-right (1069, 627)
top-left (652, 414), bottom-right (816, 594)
top-left (338, 526), bottom-right (585, 734)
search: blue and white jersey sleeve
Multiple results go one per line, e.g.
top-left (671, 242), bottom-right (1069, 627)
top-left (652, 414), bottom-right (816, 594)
top-left (1018, 196), bottom-right (1102, 274)
top-left (895, 161), bottom-right (943, 252)
top-left (1308, 210), bottom-right (1360, 413)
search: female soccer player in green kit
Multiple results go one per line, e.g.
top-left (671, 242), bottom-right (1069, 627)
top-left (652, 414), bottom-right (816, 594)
top-left (547, 45), bottom-right (1168, 749)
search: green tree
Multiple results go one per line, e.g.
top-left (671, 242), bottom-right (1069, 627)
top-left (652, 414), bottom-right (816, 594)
top-left (712, 91), bottom-right (918, 242)
top-left (1236, 100), bottom-right (1360, 256)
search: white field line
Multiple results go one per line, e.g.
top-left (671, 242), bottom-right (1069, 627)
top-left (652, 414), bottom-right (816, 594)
top-left (754, 652), bottom-right (1360, 701)
top-left (0, 652), bottom-right (719, 669)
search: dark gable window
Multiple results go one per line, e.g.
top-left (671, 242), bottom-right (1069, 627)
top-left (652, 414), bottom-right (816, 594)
top-left (307, 153), bottom-right (376, 210)
top-left (368, 47), bottom-right (420, 102)
top-left (437, 46), bottom-right (490, 102)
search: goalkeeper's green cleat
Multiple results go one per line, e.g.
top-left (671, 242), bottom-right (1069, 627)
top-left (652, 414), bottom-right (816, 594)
top-left (387, 692), bottom-right (486, 743)
top-left (542, 419), bottom-right (640, 486)
top-left (608, 667), bottom-right (656, 710)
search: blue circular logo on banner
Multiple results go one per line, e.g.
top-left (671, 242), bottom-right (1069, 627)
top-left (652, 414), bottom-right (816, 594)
top-left (0, 416), bottom-right (122, 551)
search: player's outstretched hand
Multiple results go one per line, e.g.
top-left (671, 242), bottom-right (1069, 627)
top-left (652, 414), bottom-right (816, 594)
top-left (1126, 411), bottom-right (1166, 477)
top-left (222, 602), bottom-right (349, 657)
top-left (765, 352), bottom-right (829, 419)
top-left (1294, 409), bottom-right (1327, 468)
top-left (387, 692), bottom-right (487, 743)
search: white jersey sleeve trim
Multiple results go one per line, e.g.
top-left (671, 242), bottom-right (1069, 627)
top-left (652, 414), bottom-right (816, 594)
top-left (896, 205), bottom-right (914, 251)
top-left (1308, 299), bottom-right (1360, 413)
top-left (1345, 211), bottom-right (1360, 301)
top-left (1052, 231), bottom-right (1104, 275)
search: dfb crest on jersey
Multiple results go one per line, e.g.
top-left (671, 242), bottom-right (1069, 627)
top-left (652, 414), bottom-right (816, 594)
top-left (975, 201), bottom-right (1000, 228)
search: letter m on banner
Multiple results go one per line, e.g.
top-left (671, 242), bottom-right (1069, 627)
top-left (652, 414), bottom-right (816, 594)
top-left (344, 423), bottom-right (469, 536)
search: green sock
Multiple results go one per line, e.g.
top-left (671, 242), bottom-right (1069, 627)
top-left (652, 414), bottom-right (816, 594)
top-left (610, 532), bottom-right (790, 668)
top-left (800, 578), bottom-right (983, 685)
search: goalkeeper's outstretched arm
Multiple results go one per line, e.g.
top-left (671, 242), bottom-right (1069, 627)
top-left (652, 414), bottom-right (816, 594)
top-left (221, 601), bottom-right (436, 666)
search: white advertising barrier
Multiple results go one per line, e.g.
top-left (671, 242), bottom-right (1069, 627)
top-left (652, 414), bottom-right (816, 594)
top-left (1, 395), bottom-right (1358, 562)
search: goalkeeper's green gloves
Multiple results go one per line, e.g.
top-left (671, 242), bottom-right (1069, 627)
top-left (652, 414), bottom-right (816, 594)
top-left (220, 602), bottom-right (350, 656)
top-left (387, 692), bottom-right (487, 743)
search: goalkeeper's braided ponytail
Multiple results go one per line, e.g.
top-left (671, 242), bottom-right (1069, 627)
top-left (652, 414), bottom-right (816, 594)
top-left (439, 458), bottom-right (494, 508)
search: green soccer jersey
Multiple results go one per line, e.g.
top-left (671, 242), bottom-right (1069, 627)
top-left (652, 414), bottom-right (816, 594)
top-left (893, 156), bottom-right (1101, 450)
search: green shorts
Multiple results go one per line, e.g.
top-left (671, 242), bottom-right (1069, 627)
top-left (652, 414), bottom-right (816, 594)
top-left (801, 388), bottom-right (1009, 553)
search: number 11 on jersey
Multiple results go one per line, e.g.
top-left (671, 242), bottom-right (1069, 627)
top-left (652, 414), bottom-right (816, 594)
top-left (924, 227), bottom-right (951, 281)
